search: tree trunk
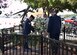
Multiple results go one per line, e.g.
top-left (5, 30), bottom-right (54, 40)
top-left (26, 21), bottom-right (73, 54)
top-left (47, 8), bottom-right (50, 17)
top-left (47, 7), bottom-right (50, 17)
top-left (42, 7), bottom-right (46, 17)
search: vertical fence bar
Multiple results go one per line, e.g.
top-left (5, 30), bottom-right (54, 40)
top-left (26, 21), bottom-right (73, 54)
top-left (17, 26), bottom-right (22, 55)
top-left (62, 43), bottom-right (64, 55)
top-left (8, 35), bottom-right (13, 55)
top-left (58, 42), bottom-right (60, 55)
top-left (27, 36), bottom-right (28, 55)
top-left (41, 34), bottom-right (43, 55)
top-left (47, 38), bottom-right (49, 55)
top-left (39, 35), bottom-right (41, 55)
top-left (12, 34), bottom-right (14, 55)
top-left (66, 45), bottom-right (68, 55)
top-left (76, 47), bottom-right (77, 55)
top-left (15, 34), bottom-right (18, 55)
top-left (35, 36), bottom-right (37, 55)
top-left (23, 35), bottom-right (24, 55)
top-left (31, 35), bottom-right (32, 55)
top-left (63, 25), bottom-right (66, 42)
top-left (3, 29), bottom-right (8, 55)
top-left (71, 47), bottom-right (73, 55)
top-left (2, 29), bottom-right (4, 55)
top-left (9, 29), bottom-right (11, 55)
top-left (10, 28), bottom-right (15, 55)
top-left (19, 36), bottom-right (22, 55)
top-left (21, 35), bottom-right (24, 55)
top-left (44, 37), bottom-right (48, 55)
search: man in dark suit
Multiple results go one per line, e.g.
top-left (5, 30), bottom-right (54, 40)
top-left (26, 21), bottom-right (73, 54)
top-left (47, 9), bottom-right (61, 55)
top-left (22, 15), bottom-right (35, 51)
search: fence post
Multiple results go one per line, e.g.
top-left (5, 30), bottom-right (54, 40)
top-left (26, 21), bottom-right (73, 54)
top-left (41, 33), bottom-right (43, 55)
top-left (1, 29), bottom-right (4, 55)
top-left (76, 47), bottom-right (77, 55)
top-left (63, 25), bottom-right (66, 42)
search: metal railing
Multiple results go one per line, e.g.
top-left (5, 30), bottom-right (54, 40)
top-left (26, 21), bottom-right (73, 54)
top-left (0, 25), bottom-right (77, 55)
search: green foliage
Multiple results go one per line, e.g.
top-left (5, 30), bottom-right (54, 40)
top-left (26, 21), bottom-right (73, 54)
top-left (21, 0), bottom-right (77, 13)
top-left (33, 17), bottom-right (46, 32)
top-left (28, 35), bottom-right (41, 46)
top-left (11, 33), bottom-right (20, 45)
top-left (67, 0), bottom-right (77, 5)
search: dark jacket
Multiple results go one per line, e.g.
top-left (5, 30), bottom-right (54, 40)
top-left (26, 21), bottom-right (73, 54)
top-left (22, 19), bottom-right (34, 36)
top-left (47, 15), bottom-right (61, 39)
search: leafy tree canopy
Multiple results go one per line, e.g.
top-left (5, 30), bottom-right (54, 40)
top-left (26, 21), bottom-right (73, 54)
top-left (21, 0), bottom-right (77, 13)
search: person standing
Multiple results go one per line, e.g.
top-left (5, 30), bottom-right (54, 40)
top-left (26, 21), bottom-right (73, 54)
top-left (22, 15), bottom-right (35, 51)
top-left (47, 9), bottom-right (61, 55)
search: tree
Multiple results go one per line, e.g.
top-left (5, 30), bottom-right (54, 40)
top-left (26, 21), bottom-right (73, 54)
top-left (21, 0), bottom-right (61, 16)
top-left (21, 0), bottom-right (77, 15)
top-left (67, 0), bottom-right (77, 5)
top-left (60, 0), bottom-right (77, 13)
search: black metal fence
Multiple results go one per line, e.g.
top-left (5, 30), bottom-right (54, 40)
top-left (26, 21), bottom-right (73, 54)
top-left (0, 25), bottom-right (77, 55)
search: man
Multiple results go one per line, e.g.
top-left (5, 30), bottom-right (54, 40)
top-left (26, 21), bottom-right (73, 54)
top-left (47, 9), bottom-right (61, 55)
top-left (22, 15), bottom-right (35, 51)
